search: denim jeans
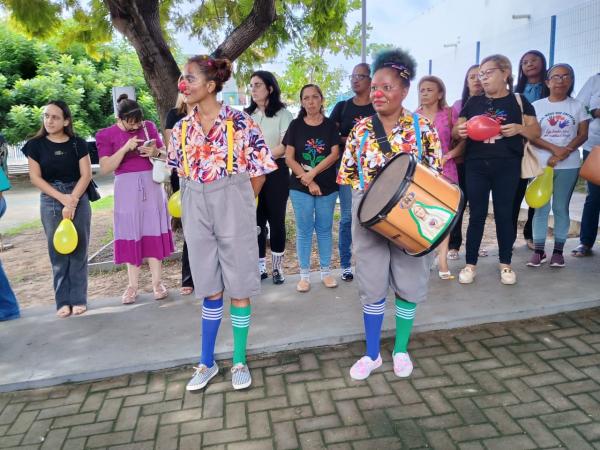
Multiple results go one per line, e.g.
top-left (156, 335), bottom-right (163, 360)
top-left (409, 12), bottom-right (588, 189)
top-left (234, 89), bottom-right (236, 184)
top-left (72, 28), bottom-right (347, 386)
top-left (40, 181), bottom-right (91, 310)
top-left (465, 158), bottom-right (521, 265)
top-left (0, 261), bottom-right (19, 321)
top-left (449, 162), bottom-right (466, 251)
top-left (532, 168), bottom-right (579, 245)
top-left (289, 189), bottom-right (338, 270)
top-left (338, 184), bottom-right (353, 269)
top-left (580, 150), bottom-right (600, 248)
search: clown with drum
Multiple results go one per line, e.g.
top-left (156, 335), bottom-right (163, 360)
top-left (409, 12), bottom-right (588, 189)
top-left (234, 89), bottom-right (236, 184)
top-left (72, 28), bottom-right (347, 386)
top-left (337, 48), bottom-right (443, 381)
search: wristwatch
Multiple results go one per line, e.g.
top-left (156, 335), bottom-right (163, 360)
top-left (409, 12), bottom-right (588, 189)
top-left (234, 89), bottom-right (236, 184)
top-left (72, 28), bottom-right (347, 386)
top-left (590, 108), bottom-right (598, 119)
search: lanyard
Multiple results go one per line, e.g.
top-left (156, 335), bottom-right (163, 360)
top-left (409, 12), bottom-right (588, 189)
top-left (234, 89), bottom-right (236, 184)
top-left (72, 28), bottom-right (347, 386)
top-left (180, 118), bottom-right (235, 178)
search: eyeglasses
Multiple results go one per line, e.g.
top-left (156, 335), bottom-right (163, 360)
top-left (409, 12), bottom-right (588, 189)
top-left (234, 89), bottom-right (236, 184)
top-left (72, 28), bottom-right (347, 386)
top-left (548, 74), bottom-right (572, 82)
top-left (349, 74), bottom-right (370, 81)
top-left (370, 84), bottom-right (400, 93)
top-left (248, 82), bottom-right (265, 90)
top-left (477, 67), bottom-right (501, 80)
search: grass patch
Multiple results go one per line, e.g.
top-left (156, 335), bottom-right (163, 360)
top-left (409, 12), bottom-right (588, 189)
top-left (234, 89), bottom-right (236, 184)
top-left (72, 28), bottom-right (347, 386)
top-left (3, 219), bottom-right (41, 236)
top-left (91, 194), bottom-right (114, 212)
top-left (3, 195), bottom-right (113, 237)
top-left (101, 226), bottom-right (114, 245)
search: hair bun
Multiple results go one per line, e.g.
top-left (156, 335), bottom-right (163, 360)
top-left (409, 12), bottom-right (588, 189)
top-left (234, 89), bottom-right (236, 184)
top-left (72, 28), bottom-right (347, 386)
top-left (213, 58), bottom-right (232, 83)
top-left (117, 93), bottom-right (129, 103)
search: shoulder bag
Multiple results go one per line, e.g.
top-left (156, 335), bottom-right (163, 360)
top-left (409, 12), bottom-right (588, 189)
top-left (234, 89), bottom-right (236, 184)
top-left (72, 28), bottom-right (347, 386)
top-left (580, 145), bottom-right (600, 185)
top-left (515, 93), bottom-right (543, 179)
top-left (144, 122), bottom-right (171, 184)
top-left (73, 140), bottom-right (101, 202)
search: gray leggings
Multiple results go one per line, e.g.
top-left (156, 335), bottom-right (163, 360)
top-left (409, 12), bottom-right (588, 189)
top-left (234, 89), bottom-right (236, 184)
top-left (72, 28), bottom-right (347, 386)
top-left (40, 181), bottom-right (91, 310)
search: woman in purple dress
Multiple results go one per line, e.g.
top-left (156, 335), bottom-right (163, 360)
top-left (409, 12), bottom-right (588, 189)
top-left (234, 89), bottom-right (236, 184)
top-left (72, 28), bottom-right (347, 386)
top-left (96, 94), bottom-right (174, 304)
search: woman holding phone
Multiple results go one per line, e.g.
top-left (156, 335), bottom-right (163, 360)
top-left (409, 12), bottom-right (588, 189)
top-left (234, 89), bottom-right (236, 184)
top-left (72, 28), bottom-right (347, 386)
top-left (96, 94), bottom-right (174, 304)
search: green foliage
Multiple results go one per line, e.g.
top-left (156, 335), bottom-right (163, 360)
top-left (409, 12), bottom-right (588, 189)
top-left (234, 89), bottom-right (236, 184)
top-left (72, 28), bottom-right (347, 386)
top-left (279, 47), bottom-right (346, 108)
top-left (178, 0), bottom-right (362, 85)
top-left (3, 0), bottom-right (361, 127)
top-left (91, 194), bottom-right (114, 212)
top-left (0, 25), bottom-right (159, 143)
top-left (368, 43), bottom-right (396, 60)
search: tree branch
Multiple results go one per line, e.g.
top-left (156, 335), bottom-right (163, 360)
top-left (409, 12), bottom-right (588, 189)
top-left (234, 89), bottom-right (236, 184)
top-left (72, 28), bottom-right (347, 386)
top-left (103, 0), bottom-right (180, 128)
top-left (212, 0), bottom-right (276, 60)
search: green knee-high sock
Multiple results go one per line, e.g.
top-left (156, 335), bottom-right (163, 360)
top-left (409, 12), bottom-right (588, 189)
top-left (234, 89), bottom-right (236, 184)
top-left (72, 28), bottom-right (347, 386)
top-left (231, 304), bottom-right (251, 365)
top-left (394, 298), bottom-right (417, 354)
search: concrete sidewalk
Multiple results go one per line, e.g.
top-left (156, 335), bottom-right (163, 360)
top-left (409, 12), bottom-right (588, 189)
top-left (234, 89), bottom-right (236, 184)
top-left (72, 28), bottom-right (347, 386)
top-left (1, 238), bottom-right (599, 393)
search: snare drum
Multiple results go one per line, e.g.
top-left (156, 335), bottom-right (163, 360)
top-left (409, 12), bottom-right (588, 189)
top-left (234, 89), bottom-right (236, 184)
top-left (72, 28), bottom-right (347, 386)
top-left (357, 153), bottom-right (464, 256)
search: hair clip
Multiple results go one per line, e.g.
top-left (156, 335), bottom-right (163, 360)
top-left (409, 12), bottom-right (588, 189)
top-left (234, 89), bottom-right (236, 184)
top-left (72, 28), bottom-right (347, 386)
top-left (383, 62), bottom-right (411, 80)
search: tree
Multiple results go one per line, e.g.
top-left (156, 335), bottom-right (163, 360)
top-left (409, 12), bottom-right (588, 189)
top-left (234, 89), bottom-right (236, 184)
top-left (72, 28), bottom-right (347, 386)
top-left (0, 24), bottom-right (160, 143)
top-left (2, 0), bottom-right (360, 127)
top-left (367, 42), bottom-right (396, 59)
top-left (278, 47), bottom-right (346, 108)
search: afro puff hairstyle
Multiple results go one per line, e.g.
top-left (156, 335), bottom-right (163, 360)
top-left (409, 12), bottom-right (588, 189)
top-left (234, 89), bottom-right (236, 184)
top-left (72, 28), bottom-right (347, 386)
top-left (372, 48), bottom-right (417, 86)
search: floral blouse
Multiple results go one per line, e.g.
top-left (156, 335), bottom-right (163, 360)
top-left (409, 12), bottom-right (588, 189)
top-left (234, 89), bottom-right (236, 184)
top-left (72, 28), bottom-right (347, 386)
top-left (337, 112), bottom-right (442, 190)
top-left (167, 104), bottom-right (277, 184)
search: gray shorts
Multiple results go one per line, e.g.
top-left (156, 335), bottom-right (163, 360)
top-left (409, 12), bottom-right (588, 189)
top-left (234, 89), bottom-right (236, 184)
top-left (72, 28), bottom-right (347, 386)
top-left (181, 173), bottom-right (260, 300)
top-left (352, 190), bottom-right (433, 305)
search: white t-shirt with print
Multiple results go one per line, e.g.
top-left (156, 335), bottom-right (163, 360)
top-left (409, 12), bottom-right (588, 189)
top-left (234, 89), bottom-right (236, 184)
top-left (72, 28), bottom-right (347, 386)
top-left (532, 97), bottom-right (588, 169)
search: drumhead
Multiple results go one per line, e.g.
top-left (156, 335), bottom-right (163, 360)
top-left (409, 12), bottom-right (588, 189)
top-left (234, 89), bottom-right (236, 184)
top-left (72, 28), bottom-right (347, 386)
top-left (358, 153), bottom-right (415, 225)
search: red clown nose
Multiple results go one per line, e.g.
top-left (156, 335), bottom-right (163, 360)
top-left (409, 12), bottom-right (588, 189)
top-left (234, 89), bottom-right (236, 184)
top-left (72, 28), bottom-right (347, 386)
top-left (178, 81), bottom-right (187, 93)
top-left (373, 90), bottom-right (384, 98)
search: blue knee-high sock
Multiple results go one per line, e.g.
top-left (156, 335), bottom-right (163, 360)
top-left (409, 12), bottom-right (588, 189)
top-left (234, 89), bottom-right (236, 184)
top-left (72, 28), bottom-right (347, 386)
top-left (363, 299), bottom-right (385, 360)
top-left (200, 297), bottom-right (223, 367)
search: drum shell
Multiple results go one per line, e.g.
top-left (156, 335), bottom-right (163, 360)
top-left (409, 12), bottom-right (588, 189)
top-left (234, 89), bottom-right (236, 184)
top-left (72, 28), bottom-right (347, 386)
top-left (358, 154), bottom-right (464, 256)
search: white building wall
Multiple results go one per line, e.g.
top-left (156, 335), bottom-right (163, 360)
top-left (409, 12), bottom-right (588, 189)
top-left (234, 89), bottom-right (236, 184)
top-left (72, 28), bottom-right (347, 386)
top-left (394, 0), bottom-right (599, 109)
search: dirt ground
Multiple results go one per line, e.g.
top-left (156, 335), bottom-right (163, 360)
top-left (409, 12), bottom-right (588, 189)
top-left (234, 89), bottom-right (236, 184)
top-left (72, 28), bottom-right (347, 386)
top-left (4, 202), bottom-right (520, 309)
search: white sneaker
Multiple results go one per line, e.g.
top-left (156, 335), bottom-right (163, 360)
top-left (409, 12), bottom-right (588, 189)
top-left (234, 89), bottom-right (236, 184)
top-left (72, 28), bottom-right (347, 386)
top-left (458, 266), bottom-right (476, 284)
top-left (349, 355), bottom-right (382, 380)
top-left (231, 363), bottom-right (252, 390)
top-left (500, 267), bottom-right (517, 285)
top-left (186, 363), bottom-right (219, 391)
top-left (393, 352), bottom-right (413, 377)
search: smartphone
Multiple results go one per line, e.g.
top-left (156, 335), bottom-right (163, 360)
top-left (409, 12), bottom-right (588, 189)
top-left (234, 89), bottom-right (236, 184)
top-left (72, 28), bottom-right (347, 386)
top-left (143, 139), bottom-right (155, 147)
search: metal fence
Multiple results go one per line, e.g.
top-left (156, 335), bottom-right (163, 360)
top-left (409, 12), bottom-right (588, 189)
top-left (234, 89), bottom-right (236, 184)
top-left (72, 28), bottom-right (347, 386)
top-left (5, 142), bottom-right (28, 174)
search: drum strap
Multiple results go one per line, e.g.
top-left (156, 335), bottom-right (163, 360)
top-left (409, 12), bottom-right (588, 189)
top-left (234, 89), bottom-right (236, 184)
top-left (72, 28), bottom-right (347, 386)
top-left (371, 114), bottom-right (393, 156)
top-left (412, 113), bottom-right (423, 162)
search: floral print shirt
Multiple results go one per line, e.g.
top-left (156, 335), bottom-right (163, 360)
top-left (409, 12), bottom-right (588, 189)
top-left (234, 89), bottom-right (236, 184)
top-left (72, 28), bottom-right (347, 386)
top-left (337, 112), bottom-right (442, 190)
top-left (167, 104), bottom-right (277, 183)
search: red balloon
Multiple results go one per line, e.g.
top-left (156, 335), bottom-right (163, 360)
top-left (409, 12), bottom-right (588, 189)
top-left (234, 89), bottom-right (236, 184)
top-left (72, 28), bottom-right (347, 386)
top-left (466, 115), bottom-right (501, 141)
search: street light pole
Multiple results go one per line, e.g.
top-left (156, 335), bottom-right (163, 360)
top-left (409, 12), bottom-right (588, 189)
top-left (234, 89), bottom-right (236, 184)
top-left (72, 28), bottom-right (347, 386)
top-left (361, 0), bottom-right (367, 63)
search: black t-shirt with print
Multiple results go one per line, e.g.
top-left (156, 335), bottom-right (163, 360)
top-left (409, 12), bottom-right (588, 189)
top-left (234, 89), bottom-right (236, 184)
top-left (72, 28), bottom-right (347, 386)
top-left (165, 108), bottom-right (186, 130)
top-left (21, 136), bottom-right (89, 183)
top-left (283, 117), bottom-right (341, 196)
top-left (460, 93), bottom-right (536, 160)
top-left (330, 99), bottom-right (376, 139)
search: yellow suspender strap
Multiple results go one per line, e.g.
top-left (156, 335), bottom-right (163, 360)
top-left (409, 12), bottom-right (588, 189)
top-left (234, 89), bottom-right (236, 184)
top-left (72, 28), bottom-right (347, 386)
top-left (181, 121), bottom-right (191, 177)
top-left (226, 119), bottom-right (234, 174)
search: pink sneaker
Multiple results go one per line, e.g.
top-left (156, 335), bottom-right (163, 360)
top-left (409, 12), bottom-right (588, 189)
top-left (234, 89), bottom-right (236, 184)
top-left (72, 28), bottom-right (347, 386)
top-left (393, 352), bottom-right (413, 377)
top-left (349, 355), bottom-right (382, 380)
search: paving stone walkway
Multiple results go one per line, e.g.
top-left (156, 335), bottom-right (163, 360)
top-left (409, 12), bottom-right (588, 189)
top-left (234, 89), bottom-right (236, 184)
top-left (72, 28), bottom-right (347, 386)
top-left (1, 308), bottom-right (600, 449)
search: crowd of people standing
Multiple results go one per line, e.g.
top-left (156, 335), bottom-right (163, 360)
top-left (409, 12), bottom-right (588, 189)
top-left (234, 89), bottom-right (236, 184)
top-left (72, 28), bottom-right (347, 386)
top-left (4, 46), bottom-right (599, 394)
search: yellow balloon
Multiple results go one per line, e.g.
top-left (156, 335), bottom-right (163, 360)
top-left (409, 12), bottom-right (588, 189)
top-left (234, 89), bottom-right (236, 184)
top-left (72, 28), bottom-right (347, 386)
top-left (525, 166), bottom-right (554, 208)
top-left (53, 219), bottom-right (78, 255)
top-left (168, 191), bottom-right (182, 218)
